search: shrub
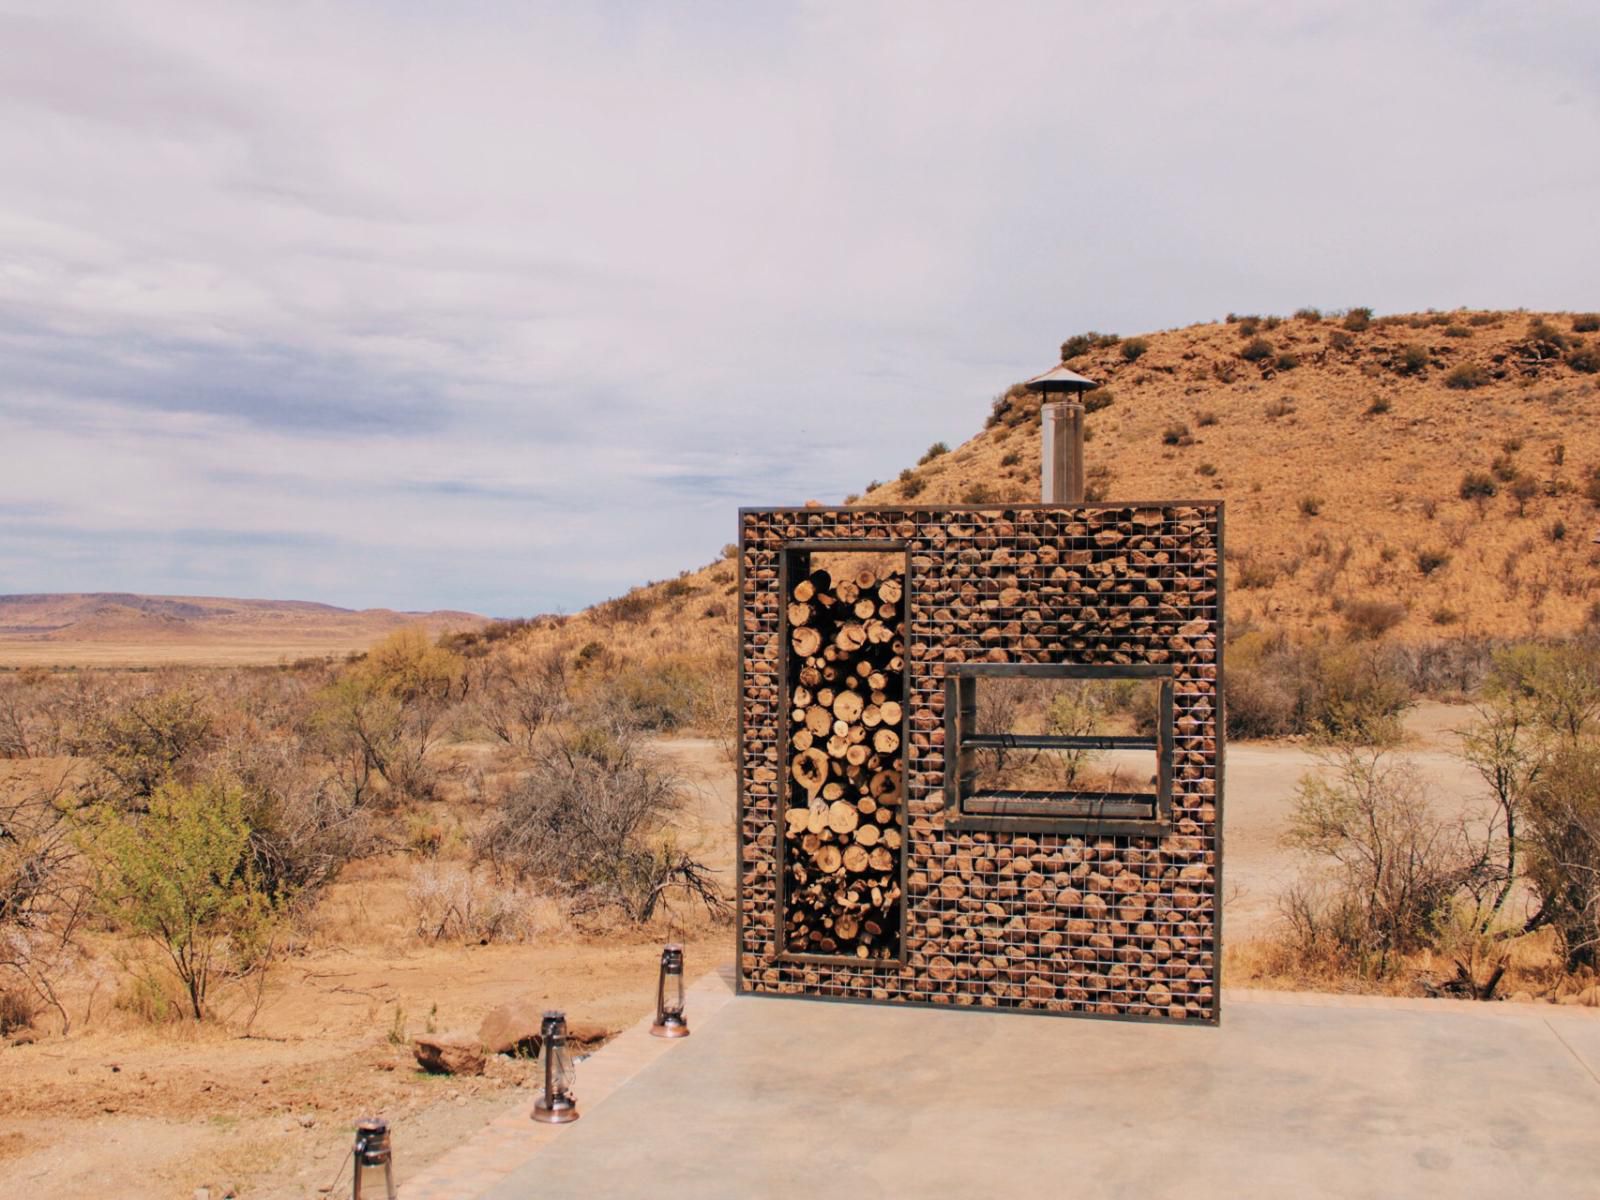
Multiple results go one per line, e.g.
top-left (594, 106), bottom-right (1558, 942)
top-left (1060, 331), bottom-right (1118, 360)
top-left (1084, 387), bottom-right (1115, 414)
top-left (475, 726), bottom-right (723, 923)
top-left (1490, 453), bottom-right (1517, 483)
top-left (1120, 337), bottom-right (1149, 362)
top-left (1444, 362), bottom-right (1489, 390)
top-left (1264, 398), bottom-right (1295, 419)
top-left (1084, 463), bottom-right (1113, 502)
top-left (1509, 474), bottom-right (1539, 516)
top-left (1567, 344), bottom-right (1600, 374)
top-left (1328, 330), bottom-right (1353, 350)
top-left (86, 778), bottom-right (277, 1020)
top-left (1275, 352), bottom-right (1300, 371)
top-left (1527, 318), bottom-right (1571, 351)
top-left (1395, 343), bottom-right (1429, 375)
top-left (1195, 409), bottom-right (1218, 427)
top-left (1239, 336), bottom-right (1274, 362)
top-left (1197, 461), bottom-right (1218, 477)
top-left (407, 863), bottom-right (549, 944)
top-left (1294, 307), bottom-right (1322, 322)
top-left (1549, 520), bottom-right (1567, 542)
top-left (962, 483), bottom-right (995, 504)
top-left (1341, 600), bottom-right (1407, 640)
top-left (999, 450), bottom-right (1021, 468)
top-left (1459, 470), bottom-right (1498, 500)
top-left (1282, 747), bottom-right (1482, 976)
top-left (1468, 311), bottom-right (1499, 326)
top-left (1365, 396), bottom-right (1391, 416)
top-left (1443, 324), bottom-right (1470, 338)
top-left (1572, 313), bottom-right (1600, 334)
top-left (1523, 744), bottom-right (1600, 970)
top-left (79, 688), bottom-right (215, 808)
top-left (1299, 495), bottom-right (1322, 517)
top-left (1416, 548), bottom-right (1451, 576)
top-left (900, 474), bottom-right (926, 499)
top-left (1430, 606), bottom-right (1461, 626)
top-left (919, 441), bottom-right (949, 465)
top-left (1342, 307), bottom-right (1373, 332)
top-left (1161, 423), bottom-right (1191, 446)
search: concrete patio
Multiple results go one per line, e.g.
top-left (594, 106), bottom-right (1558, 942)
top-left (403, 969), bottom-right (1600, 1200)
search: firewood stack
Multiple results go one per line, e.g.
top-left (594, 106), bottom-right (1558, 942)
top-left (782, 566), bottom-right (906, 958)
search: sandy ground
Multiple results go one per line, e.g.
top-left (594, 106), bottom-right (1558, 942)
top-left (0, 713), bottom-right (1499, 1198)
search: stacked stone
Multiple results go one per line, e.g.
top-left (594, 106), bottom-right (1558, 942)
top-left (736, 503), bottom-right (1221, 1023)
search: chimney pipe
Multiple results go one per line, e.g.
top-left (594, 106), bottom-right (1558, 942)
top-left (1041, 401), bottom-right (1085, 503)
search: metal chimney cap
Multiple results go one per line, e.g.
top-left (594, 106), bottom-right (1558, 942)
top-left (1024, 364), bottom-right (1099, 394)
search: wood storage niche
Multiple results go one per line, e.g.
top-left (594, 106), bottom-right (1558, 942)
top-left (779, 544), bottom-right (908, 962)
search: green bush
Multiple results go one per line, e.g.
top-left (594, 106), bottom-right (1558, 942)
top-left (919, 441), bottom-right (949, 465)
top-left (1120, 337), bottom-right (1149, 362)
top-left (86, 778), bottom-right (277, 1020)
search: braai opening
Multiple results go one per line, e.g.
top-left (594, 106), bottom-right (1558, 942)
top-left (945, 663), bottom-right (1174, 834)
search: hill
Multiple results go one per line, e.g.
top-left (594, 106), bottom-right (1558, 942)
top-left (523, 308), bottom-right (1600, 662)
top-left (0, 593), bottom-right (485, 667)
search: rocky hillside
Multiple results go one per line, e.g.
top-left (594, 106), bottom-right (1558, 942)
top-left (524, 309), bottom-right (1600, 657)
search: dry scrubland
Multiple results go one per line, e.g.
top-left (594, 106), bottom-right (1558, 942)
top-left (0, 638), bottom-right (732, 1198)
top-left (0, 593), bottom-right (485, 667)
top-left (4, 309), bottom-right (1600, 1196)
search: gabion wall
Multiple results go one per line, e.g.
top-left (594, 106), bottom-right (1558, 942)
top-left (736, 503), bottom-right (1224, 1022)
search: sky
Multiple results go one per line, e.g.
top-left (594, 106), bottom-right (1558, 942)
top-left (1, 2), bottom-right (1597, 616)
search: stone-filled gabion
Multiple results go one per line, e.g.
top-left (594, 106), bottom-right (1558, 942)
top-left (737, 503), bottom-right (1223, 1022)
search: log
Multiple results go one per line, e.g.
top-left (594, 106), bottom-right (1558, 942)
top-left (793, 579), bottom-right (815, 602)
top-left (836, 624), bottom-right (866, 652)
top-left (872, 728), bottom-right (900, 754)
top-left (827, 801), bottom-right (859, 835)
top-left (792, 748), bottom-right (829, 796)
top-left (815, 845), bottom-right (842, 873)
top-left (832, 690), bottom-right (864, 723)
top-left (878, 700), bottom-right (903, 726)
top-left (843, 844), bottom-right (870, 873)
top-left (792, 626), bottom-right (822, 657)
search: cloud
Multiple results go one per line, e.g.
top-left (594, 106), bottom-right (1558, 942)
top-left (1, 1), bottom-right (1597, 612)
